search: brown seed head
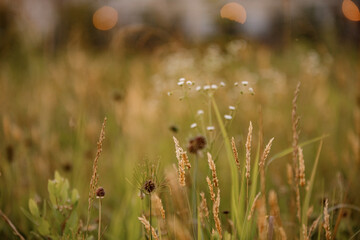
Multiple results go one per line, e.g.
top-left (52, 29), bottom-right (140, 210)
top-left (231, 137), bottom-right (241, 171)
top-left (96, 187), bottom-right (105, 198)
top-left (207, 152), bottom-right (219, 188)
top-left (188, 136), bottom-right (207, 154)
top-left (246, 121), bottom-right (253, 180)
top-left (143, 179), bottom-right (156, 194)
top-left (298, 146), bottom-right (306, 187)
top-left (323, 199), bottom-right (332, 240)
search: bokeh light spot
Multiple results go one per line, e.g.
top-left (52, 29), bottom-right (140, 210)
top-left (220, 2), bottom-right (247, 24)
top-left (93, 6), bottom-right (118, 31)
top-left (342, 0), bottom-right (360, 21)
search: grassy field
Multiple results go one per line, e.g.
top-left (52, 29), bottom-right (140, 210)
top-left (0, 39), bottom-right (359, 239)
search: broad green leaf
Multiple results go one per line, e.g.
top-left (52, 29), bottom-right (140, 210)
top-left (29, 199), bottom-right (40, 218)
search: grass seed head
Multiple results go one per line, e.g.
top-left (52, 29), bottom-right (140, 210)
top-left (246, 121), bottom-right (253, 180)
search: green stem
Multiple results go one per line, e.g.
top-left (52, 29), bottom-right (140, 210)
top-left (192, 155), bottom-right (199, 239)
top-left (98, 198), bottom-right (102, 240)
top-left (211, 96), bottom-right (241, 239)
top-left (149, 195), bottom-right (152, 240)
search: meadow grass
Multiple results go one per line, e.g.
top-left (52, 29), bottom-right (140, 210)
top-left (0, 40), bottom-right (359, 239)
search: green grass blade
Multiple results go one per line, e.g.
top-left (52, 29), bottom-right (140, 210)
top-left (301, 140), bottom-right (323, 229)
top-left (266, 135), bottom-right (328, 169)
top-left (211, 97), bottom-right (240, 239)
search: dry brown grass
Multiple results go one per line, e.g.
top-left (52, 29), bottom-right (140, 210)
top-left (231, 137), bottom-right (240, 171)
top-left (138, 214), bottom-right (159, 240)
top-left (86, 117), bottom-right (107, 232)
top-left (207, 152), bottom-right (219, 188)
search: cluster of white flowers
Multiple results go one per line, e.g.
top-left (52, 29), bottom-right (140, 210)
top-left (175, 77), bottom-right (255, 96)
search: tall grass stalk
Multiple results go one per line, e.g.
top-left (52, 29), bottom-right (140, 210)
top-left (148, 195), bottom-right (153, 240)
top-left (301, 140), bottom-right (323, 236)
top-left (98, 198), bottom-right (102, 240)
top-left (210, 96), bottom-right (241, 238)
top-left (192, 156), bottom-right (198, 239)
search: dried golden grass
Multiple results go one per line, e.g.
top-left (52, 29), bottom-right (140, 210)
top-left (259, 137), bottom-right (274, 194)
top-left (298, 146), bottom-right (306, 187)
top-left (323, 199), bottom-right (332, 240)
top-left (138, 214), bottom-right (159, 240)
top-left (86, 117), bottom-right (107, 232)
top-left (245, 121), bottom-right (253, 181)
top-left (152, 194), bottom-right (166, 220)
top-left (206, 176), bottom-right (215, 202)
top-left (247, 192), bottom-right (261, 220)
top-left (199, 192), bottom-right (209, 227)
top-left (173, 136), bottom-right (189, 186)
top-left (231, 137), bottom-right (241, 171)
top-left (207, 152), bottom-right (219, 188)
top-left (213, 188), bottom-right (222, 239)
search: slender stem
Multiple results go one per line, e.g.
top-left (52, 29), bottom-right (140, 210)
top-left (192, 155), bottom-right (199, 239)
top-left (0, 210), bottom-right (25, 240)
top-left (149, 194), bottom-right (152, 240)
top-left (98, 198), bottom-right (102, 240)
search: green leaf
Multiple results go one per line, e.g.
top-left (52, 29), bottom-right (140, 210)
top-left (301, 140), bottom-right (323, 230)
top-left (64, 210), bottom-right (78, 235)
top-left (54, 171), bottom-right (62, 182)
top-left (59, 179), bottom-right (69, 204)
top-left (21, 207), bottom-right (38, 224)
top-left (71, 189), bottom-right (80, 204)
top-left (48, 180), bottom-right (57, 206)
top-left (266, 134), bottom-right (329, 169)
top-left (29, 199), bottom-right (40, 218)
top-left (38, 218), bottom-right (50, 236)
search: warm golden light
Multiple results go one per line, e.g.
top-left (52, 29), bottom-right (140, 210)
top-left (342, 0), bottom-right (360, 21)
top-left (220, 2), bottom-right (247, 24)
top-left (93, 6), bottom-right (118, 31)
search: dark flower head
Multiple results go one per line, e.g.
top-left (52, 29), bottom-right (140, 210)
top-left (143, 179), bottom-right (156, 194)
top-left (188, 136), bottom-right (207, 154)
top-left (96, 187), bottom-right (105, 198)
top-left (133, 159), bottom-right (165, 197)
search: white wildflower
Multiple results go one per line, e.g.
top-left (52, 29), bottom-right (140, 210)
top-left (186, 81), bottom-right (192, 86)
top-left (229, 106), bottom-right (235, 110)
top-left (203, 85), bottom-right (211, 90)
top-left (241, 81), bottom-right (248, 86)
top-left (196, 86), bottom-right (202, 91)
top-left (207, 126), bottom-right (215, 131)
top-left (197, 110), bottom-right (204, 115)
top-left (224, 115), bottom-right (232, 120)
top-left (179, 77), bottom-right (185, 82)
top-left (190, 123), bottom-right (197, 128)
top-left (220, 81), bottom-right (226, 87)
top-left (211, 84), bottom-right (218, 89)
top-left (234, 82), bottom-right (239, 86)
top-left (178, 81), bottom-right (184, 86)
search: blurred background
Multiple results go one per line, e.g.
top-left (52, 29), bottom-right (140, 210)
top-left (0, 0), bottom-right (359, 238)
